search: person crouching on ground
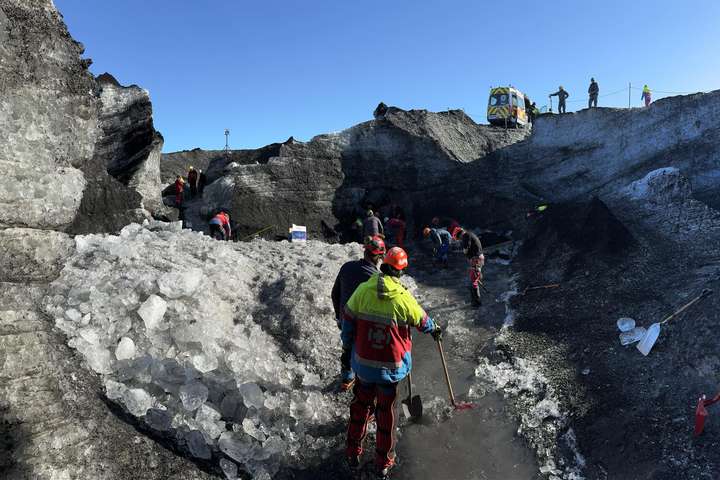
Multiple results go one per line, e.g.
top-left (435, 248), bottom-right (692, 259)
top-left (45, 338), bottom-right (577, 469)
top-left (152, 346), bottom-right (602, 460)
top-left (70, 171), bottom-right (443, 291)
top-left (342, 247), bottom-right (442, 479)
top-left (423, 226), bottom-right (451, 268)
top-left (331, 235), bottom-right (386, 391)
top-left (454, 228), bottom-right (485, 306)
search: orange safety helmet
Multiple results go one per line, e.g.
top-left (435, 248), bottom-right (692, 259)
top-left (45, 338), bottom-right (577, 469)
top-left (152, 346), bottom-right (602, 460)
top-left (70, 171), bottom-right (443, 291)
top-left (383, 247), bottom-right (409, 271)
top-left (422, 227), bottom-right (431, 238)
top-left (364, 235), bottom-right (386, 255)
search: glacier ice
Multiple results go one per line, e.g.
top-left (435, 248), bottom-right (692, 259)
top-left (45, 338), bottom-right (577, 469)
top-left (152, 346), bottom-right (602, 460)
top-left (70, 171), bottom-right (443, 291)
top-left (137, 294), bottom-right (167, 329)
top-left (43, 221), bottom-right (362, 477)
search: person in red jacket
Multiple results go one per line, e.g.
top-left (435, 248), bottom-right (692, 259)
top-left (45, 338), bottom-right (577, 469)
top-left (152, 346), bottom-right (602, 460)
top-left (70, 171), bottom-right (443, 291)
top-left (386, 216), bottom-right (406, 249)
top-left (174, 176), bottom-right (185, 206)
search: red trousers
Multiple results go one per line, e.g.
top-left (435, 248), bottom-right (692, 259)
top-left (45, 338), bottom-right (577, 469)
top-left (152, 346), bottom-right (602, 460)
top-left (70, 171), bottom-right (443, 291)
top-left (469, 255), bottom-right (484, 288)
top-left (346, 380), bottom-right (398, 470)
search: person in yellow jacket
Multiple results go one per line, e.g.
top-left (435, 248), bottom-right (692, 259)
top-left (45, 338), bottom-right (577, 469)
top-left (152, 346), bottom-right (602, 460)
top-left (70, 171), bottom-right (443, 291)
top-left (641, 85), bottom-right (652, 106)
top-left (342, 247), bottom-right (441, 478)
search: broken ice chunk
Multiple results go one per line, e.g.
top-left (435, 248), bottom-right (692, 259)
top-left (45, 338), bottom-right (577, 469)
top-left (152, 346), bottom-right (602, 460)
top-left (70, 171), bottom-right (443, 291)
top-left (65, 308), bottom-right (82, 322)
top-left (123, 388), bottom-right (153, 416)
top-left (185, 430), bottom-right (211, 459)
top-left (157, 268), bottom-right (203, 299)
top-left (242, 418), bottom-right (267, 442)
top-left (179, 381), bottom-right (209, 411)
top-left (239, 383), bottom-right (264, 410)
top-left (195, 404), bottom-right (224, 440)
top-left (619, 326), bottom-right (647, 346)
top-left (105, 379), bottom-right (127, 400)
top-left (137, 294), bottom-right (167, 330)
top-left (191, 352), bottom-right (219, 373)
top-left (115, 337), bottom-right (136, 360)
top-left (219, 431), bottom-right (255, 463)
top-left (145, 408), bottom-right (172, 431)
top-left (219, 458), bottom-right (239, 479)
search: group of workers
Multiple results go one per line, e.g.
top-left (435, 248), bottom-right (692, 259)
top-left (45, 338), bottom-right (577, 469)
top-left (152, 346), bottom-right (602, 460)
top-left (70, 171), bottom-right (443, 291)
top-left (549, 79), bottom-right (653, 114)
top-left (354, 208), bottom-right (407, 250)
top-left (331, 215), bottom-right (486, 478)
top-left (174, 166), bottom-right (207, 206)
top-left (422, 217), bottom-right (486, 306)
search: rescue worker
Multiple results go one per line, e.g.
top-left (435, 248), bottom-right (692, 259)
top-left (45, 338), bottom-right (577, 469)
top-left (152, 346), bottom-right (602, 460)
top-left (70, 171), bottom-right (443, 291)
top-left (209, 212), bottom-right (227, 240)
top-left (454, 228), bottom-right (486, 306)
top-left (187, 166), bottom-right (198, 198)
top-left (386, 215), bottom-right (406, 249)
top-left (588, 78), bottom-right (599, 108)
top-left (174, 176), bottom-right (185, 207)
top-left (423, 227), bottom-right (452, 267)
top-left (331, 236), bottom-right (386, 391)
top-left (198, 169), bottom-right (207, 196)
top-left (362, 209), bottom-right (384, 239)
top-left (219, 211), bottom-right (232, 240)
top-left (641, 85), bottom-right (652, 106)
top-left (342, 247), bottom-right (442, 478)
top-left (549, 86), bottom-right (570, 114)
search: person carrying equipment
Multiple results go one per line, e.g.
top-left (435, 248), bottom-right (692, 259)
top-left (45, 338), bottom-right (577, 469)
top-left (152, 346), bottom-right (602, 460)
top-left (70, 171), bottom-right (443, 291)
top-left (331, 236), bottom-right (386, 391)
top-left (588, 78), bottom-right (599, 108)
top-left (454, 228), bottom-right (486, 306)
top-left (342, 247), bottom-right (442, 478)
top-left (174, 176), bottom-right (185, 206)
top-left (549, 86), bottom-right (570, 114)
top-left (187, 166), bottom-right (198, 197)
top-left (641, 85), bottom-right (652, 106)
top-left (362, 209), bottom-right (384, 239)
top-left (423, 227), bottom-right (451, 267)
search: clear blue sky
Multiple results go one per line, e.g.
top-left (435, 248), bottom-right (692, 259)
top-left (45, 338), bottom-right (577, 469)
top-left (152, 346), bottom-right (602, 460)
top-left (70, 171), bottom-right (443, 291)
top-left (55, 0), bottom-right (720, 153)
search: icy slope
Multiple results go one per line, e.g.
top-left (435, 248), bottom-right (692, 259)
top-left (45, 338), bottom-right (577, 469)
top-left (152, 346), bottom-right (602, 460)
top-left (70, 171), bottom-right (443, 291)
top-left (43, 222), bottom-right (359, 478)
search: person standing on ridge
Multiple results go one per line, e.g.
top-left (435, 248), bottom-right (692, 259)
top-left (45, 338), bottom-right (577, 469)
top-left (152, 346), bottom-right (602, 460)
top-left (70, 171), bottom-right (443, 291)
top-left (423, 227), bottom-right (452, 268)
top-left (187, 166), bottom-right (198, 198)
top-left (331, 236), bottom-right (386, 391)
top-left (362, 209), bottom-right (384, 239)
top-left (198, 169), bottom-right (207, 196)
top-left (549, 86), bottom-right (570, 113)
top-left (454, 228), bottom-right (486, 306)
top-left (641, 85), bottom-right (652, 106)
top-left (174, 175), bottom-right (185, 207)
top-left (342, 247), bottom-right (442, 478)
top-left (588, 78), bottom-right (599, 108)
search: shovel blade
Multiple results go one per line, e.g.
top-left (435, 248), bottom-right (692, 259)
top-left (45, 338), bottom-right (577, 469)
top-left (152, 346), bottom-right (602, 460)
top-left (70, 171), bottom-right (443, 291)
top-left (637, 323), bottom-right (660, 356)
top-left (402, 395), bottom-right (423, 420)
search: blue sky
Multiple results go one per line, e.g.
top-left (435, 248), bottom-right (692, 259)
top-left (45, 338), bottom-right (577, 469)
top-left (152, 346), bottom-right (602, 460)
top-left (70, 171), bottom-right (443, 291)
top-left (55, 0), bottom-right (720, 153)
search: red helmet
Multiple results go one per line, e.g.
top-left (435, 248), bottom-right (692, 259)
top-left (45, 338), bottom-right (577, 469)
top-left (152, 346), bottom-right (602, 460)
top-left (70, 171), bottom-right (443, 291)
top-left (384, 247), bottom-right (409, 270)
top-left (452, 227), bottom-right (464, 240)
top-left (364, 235), bottom-right (386, 255)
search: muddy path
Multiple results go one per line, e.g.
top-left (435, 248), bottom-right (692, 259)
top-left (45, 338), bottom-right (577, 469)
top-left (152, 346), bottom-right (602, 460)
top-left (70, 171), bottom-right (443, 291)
top-left (392, 246), bottom-right (538, 480)
top-left (285, 245), bottom-right (539, 479)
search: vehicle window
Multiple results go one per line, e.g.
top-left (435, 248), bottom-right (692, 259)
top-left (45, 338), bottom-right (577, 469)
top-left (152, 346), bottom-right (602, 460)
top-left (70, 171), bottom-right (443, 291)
top-left (489, 93), bottom-right (509, 106)
top-left (511, 95), bottom-right (518, 107)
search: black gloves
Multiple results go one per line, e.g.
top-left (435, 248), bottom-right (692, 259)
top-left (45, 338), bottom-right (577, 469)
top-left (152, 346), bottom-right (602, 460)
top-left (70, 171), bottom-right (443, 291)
top-left (341, 347), bottom-right (352, 371)
top-left (431, 324), bottom-right (443, 342)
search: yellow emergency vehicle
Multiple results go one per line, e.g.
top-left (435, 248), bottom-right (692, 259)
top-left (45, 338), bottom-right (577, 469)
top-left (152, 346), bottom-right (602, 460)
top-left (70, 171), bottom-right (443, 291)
top-left (487, 86), bottom-right (528, 127)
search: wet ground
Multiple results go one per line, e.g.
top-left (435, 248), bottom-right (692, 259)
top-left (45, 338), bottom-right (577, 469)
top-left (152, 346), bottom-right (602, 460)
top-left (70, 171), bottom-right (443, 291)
top-left (287, 245), bottom-right (539, 479)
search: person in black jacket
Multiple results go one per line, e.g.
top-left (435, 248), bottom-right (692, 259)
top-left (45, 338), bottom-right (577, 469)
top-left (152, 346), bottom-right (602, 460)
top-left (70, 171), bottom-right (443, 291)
top-left (455, 228), bottom-right (485, 306)
top-left (549, 86), bottom-right (570, 113)
top-left (588, 78), bottom-right (599, 108)
top-left (331, 236), bottom-right (386, 391)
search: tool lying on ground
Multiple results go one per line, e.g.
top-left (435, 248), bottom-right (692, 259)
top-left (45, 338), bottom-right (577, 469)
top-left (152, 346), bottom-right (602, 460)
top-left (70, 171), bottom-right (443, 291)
top-left (436, 338), bottom-right (475, 411)
top-left (241, 225), bottom-right (273, 241)
top-left (521, 284), bottom-right (560, 295)
top-left (694, 392), bottom-right (720, 436)
top-left (401, 371), bottom-right (423, 420)
top-left (637, 288), bottom-right (712, 356)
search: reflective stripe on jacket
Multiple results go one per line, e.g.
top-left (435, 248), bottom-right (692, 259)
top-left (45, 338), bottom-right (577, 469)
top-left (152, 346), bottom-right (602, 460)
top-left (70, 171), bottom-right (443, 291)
top-left (342, 273), bottom-right (435, 384)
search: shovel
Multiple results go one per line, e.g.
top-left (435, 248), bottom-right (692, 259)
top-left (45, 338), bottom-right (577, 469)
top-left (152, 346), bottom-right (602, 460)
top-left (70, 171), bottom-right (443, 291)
top-left (401, 372), bottom-right (423, 420)
top-left (437, 338), bottom-right (475, 411)
top-left (637, 289), bottom-right (712, 356)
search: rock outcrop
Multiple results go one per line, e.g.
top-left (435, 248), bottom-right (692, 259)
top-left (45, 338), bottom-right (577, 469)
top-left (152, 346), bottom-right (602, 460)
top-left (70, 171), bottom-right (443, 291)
top-left (0, 1), bottom-right (209, 479)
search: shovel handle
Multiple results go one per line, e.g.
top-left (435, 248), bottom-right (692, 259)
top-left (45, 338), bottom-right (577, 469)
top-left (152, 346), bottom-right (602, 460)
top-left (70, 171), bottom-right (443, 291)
top-left (407, 371), bottom-right (413, 400)
top-left (436, 339), bottom-right (456, 407)
top-left (660, 289), bottom-right (712, 325)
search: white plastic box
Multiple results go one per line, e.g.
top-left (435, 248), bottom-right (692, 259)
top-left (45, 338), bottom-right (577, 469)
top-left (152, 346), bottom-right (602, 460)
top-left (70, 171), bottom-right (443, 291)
top-left (289, 224), bottom-right (307, 242)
